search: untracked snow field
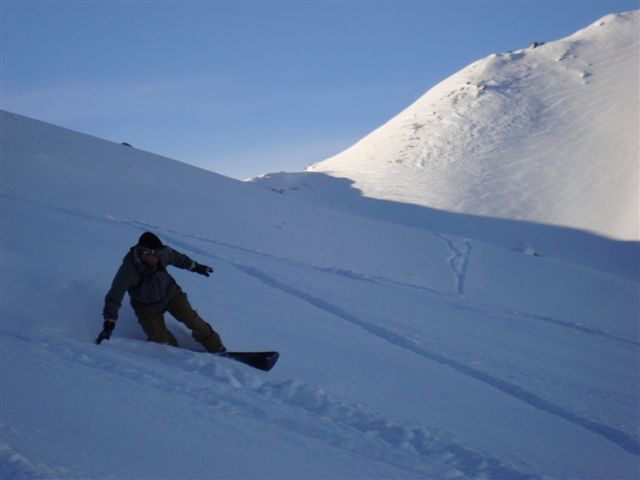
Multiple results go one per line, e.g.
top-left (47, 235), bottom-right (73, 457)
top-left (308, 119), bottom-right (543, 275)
top-left (1, 110), bottom-right (639, 479)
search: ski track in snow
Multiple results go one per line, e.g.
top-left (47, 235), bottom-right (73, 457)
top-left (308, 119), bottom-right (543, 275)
top-left (4, 330), bottom-right (536, 480)
top-left (435, 233), bottom-right (472, 295)
top-left (158, 221), bottom-right (638, 349)
top-left (153, 225), bottom-right (640, 457)
top-left (221, 261), bottom-right (640, 457)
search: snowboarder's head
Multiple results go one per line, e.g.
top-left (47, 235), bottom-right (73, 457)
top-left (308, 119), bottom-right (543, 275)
top-left (137, 232), bottom-right (163, 267)
top-left (138, 231), bottom-right (163, 250)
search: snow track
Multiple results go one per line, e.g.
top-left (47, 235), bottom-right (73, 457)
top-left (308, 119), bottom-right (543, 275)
top-left (142, 224), bottom-right (640, 460)
top-left (436, 234), bottom-right (472, 295)
top-left (225, 261), bottom-right (640, 456)
top-left (4, 329), bottom-right (535, 479)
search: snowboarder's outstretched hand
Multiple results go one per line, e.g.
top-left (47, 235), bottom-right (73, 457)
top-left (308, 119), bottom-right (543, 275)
top-left (96, 319), bottom-right (116, 344)
top-left (193, 263), bottom-right (214, 277)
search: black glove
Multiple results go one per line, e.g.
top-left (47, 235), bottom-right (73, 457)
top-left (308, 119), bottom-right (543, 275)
top-left (96, 319), bottom-right (116, 344)
top-left (193, 263), bottom-right (214, 277)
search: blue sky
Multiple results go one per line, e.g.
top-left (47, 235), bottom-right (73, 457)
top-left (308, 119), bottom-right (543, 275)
top-left (2, 1), bottom-right (638, 179)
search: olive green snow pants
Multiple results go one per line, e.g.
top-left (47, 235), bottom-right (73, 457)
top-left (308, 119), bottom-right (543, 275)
top-left (137, 290), bottom-right (224, 353)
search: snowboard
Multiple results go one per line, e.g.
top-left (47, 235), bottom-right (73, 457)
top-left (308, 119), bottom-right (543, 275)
top-left (217, 351), bottom-right (279, 371)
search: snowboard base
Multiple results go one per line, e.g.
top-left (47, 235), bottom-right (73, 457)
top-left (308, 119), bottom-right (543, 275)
top-left (217, 351), bottom-right (279, 371)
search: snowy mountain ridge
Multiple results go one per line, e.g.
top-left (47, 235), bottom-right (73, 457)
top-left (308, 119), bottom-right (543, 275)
top-left (257, 11), bottom-right (639, 242)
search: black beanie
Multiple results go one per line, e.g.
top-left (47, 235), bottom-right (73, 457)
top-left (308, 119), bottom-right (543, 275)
top-left (138, 232), bottom-right (163, 249)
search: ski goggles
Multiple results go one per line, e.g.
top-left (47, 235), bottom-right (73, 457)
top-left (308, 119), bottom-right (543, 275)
top-left (137, 247), bottom-right (160, 257)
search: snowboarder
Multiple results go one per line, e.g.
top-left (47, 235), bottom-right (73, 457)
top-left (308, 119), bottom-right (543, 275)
top-left (97, 231), bottom-right (225, 353)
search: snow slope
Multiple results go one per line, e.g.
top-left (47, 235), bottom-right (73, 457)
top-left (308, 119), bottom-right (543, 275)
top-left (1, 109), bottom-right (639, 480)
top-left (257, 12), bottom-right (640, 243)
